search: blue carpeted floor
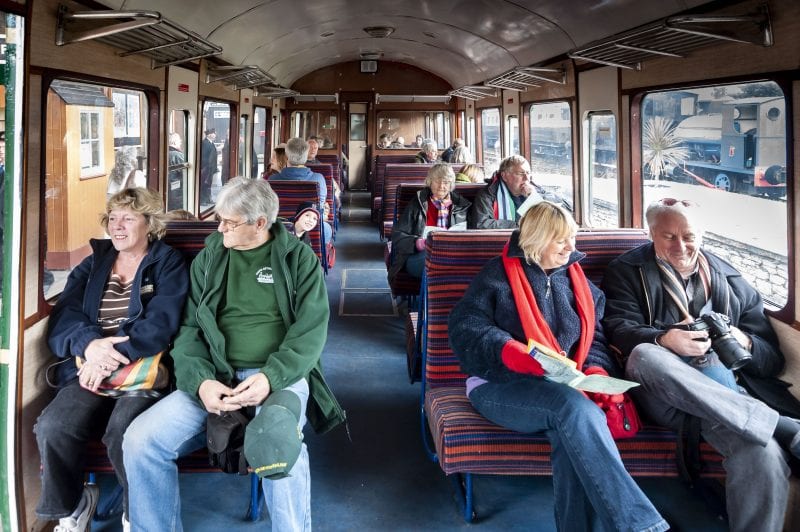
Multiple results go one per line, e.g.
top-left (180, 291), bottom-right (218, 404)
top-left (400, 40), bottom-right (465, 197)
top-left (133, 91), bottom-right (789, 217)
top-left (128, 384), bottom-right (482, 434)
top-left (91, 192), bottom-right (728, 531)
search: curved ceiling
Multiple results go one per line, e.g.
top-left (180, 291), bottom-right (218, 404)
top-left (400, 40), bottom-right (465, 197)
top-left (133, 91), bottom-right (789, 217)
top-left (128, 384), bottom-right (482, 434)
top-left (102, 0), bottom-right (716, 89)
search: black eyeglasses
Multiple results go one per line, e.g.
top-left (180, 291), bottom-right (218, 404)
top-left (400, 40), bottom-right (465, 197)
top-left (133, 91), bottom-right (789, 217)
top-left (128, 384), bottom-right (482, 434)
top-left (659, 198), bottom-right (697, 207)
top-left (214, 214), bottom-right (249, 230)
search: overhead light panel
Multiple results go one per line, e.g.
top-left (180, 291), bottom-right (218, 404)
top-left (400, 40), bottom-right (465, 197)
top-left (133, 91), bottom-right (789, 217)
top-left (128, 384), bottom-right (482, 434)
top-left (294, 94), bottom-right (339, 103)
top-left (375, 94), bottom-right (450, 104)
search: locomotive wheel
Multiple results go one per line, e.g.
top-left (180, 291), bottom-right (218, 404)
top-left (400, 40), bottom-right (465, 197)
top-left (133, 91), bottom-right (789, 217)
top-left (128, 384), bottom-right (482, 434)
top-left (714, 173), bottom-right (732, 192)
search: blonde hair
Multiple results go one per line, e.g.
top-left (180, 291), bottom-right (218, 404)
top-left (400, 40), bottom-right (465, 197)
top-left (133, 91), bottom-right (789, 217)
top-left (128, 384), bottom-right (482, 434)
top-left (101, 187), bottom-right (167, 240)
top-left (517, 201), bottom-right (577, 264)
top-left (457, 164), bottom-right (484, 183)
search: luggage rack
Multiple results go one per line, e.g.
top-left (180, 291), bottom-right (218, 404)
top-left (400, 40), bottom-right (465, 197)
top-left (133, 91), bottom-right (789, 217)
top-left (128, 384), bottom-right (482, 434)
top-left (448, 86), bottom-right (497, 101)
top-left (56, 5), bottom-right (222, 68)
top-left (569, 3), bottom-right (773, 70)
top-left (205, 66), bottom-right (276, 91)
top-left (484, 67), bottom-right (566, 91)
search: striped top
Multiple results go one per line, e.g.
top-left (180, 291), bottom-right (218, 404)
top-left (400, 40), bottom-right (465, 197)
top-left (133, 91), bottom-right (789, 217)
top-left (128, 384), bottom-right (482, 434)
top-left (97, 273), bottom-right (133, 335)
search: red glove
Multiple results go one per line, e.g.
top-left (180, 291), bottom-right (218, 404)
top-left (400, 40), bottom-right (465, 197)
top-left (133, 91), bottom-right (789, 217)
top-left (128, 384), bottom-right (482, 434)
top-left (501, 339), bottom-right (544, 376)
top-left (583, 366), bottom-right (624, 404)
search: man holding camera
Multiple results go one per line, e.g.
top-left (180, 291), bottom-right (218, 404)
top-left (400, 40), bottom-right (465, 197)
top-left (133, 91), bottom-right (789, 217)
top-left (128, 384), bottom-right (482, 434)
top-left (602, 198), bottom-right (800, 532)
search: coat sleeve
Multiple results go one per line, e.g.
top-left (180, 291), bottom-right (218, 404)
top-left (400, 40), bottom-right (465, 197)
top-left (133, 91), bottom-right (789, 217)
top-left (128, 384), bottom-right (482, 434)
top-left (468, 188), bottom-right (516, 229)
top-left (391, 199), bottom-right (424, 265)
top-left (728, 274), bottom-right (784, 377)
top-left (583, 285), bottom-right (622, 377)
top-left (601, 260), bottom-right (663, 359)
top-left (261, 244), bottom-right (330, 391)
top-left (47, 255), bottom-right (103, 359)
top-left (173, 249), bottom-right (222, 397)
top-left (115, 247), bottom-right (189, 362)
top-left (448, 260), bottom-right (518, 381)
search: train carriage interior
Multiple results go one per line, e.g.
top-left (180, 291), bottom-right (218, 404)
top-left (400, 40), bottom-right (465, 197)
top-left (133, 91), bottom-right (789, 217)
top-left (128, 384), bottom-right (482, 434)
top-left (1, 0), bottom-right (800, 530)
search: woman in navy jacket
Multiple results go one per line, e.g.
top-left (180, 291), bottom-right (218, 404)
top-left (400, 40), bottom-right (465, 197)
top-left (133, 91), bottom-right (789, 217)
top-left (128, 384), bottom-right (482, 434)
top-left (36, 188), bottom-right (188, 531)
top-left (449, 202), bottom-right (666, 532)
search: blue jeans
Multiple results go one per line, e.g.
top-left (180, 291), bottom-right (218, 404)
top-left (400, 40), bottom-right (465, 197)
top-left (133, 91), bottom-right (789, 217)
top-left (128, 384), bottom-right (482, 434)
top-left (34, 381), bottom-right (157, 519)
top-left (627, 344), bottom-right (789, 532)
top-left (469, 378), bottom-right (668, 532)
top-left (123, 371), bottom-right (310, 532)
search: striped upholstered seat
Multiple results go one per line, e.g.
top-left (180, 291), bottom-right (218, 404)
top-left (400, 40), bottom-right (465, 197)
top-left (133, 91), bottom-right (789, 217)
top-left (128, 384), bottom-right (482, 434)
top-left (267, 180), bottom-right (328, 271)
top-left (316, 154), bottom-right (341, 187)
top-left (371, 154), bottom-right (419, 221)
top-left (421, 229), bottom-right (725, 521)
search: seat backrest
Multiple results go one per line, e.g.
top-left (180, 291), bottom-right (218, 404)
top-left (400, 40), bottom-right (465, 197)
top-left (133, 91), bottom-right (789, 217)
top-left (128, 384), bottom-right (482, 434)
top-left (423, 229), bottom-right (650, 389)
top-left (372, 154), bottom-right (419, 207)
top-left (266, 180), bottom-right (325, 267)
top-left (316, 154), bottom-right (341, 186)
top-left (163, 221), bottom-right (220, 265)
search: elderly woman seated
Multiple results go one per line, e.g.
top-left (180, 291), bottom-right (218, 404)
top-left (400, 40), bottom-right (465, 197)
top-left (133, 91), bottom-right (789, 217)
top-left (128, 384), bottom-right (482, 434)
top-left (388, 163), bottom-right (470, 281)
top-left (448, 202), bottom-right (668, 532)
top-left (36, 188), bottom-right (189, 531)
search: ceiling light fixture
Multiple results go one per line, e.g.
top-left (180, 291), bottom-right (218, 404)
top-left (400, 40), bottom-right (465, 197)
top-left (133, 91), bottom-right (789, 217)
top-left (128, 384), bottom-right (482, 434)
top-left (363, 26), bottom-right (395, 38)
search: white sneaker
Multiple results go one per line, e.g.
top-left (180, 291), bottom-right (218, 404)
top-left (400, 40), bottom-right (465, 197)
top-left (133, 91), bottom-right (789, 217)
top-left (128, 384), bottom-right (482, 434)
top-left (122, 514), bottom-right (131, 532)
top-left (54, 483), bottom-right (99, 532)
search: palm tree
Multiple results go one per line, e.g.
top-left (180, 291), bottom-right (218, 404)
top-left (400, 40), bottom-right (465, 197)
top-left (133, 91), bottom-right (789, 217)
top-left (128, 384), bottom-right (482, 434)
top-left (642, 116), bottom-right (689, 185)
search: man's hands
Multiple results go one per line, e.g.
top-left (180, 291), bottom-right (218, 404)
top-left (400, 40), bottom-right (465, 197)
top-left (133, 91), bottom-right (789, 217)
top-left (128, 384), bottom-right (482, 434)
top-left (657, 320), bottom-right (711, 357)
top-left (199, 373), bottom-right (272, 415)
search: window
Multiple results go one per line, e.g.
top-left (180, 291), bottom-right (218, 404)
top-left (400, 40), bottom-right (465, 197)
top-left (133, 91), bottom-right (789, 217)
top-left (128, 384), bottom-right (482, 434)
top-left (585, 112), bottom-right (618, 228)
top-left (480, 108), bottom-right (501, 176)
top-left (238, 114), bottom-right (247, 176)
top-left (467, 117), bottom-right (475, 157)
top-left (289, 109), bottom-right (338, 148)
top-left (200, 100), bottom-right (233, 210)
top-left (640, 81), bottom-right (788, 307)
top-left (375, 110), bottom-right (452, 150)
top-left (45, 80), bottom-right (150, 299)
top-left (505, 115), bottom-right (519, 156)
top-left (253, 106), bottom-right (269, 177)
top-left (79, 109), bottom-right (103, 175)
top-left (529, 101), bottom-right (573, 212)
top-left (167, 110), bottom-right (190, 212)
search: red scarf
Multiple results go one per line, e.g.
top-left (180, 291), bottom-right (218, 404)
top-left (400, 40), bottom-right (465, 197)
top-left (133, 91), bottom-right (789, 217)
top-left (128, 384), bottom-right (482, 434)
top-left (501, 242), bottom-right (595, 370)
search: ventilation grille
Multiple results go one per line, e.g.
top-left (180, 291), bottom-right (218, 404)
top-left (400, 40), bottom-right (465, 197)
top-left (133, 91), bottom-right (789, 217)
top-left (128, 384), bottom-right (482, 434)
top-left (56, 5), bottom-right (222, 68)
top-left (569, 4), bottom-right (772, 70)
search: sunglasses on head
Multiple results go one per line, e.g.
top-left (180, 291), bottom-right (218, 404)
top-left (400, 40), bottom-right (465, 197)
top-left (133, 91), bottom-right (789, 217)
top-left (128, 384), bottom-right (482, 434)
top-left (659, 198), bottom-right (696, 207)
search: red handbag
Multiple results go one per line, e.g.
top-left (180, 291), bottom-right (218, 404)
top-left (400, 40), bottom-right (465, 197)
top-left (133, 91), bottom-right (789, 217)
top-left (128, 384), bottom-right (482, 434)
top-left (593, 393), bottom-right (642, 439)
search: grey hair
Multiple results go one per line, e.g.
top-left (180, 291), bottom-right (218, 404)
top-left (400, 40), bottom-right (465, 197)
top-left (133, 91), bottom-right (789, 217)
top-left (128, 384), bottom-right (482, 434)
top-left (285, 137), bottom-right (309, 166)
top-left (422, 139), bottom-right (438, 153)
top-left (425, 163), bottom-right (456, 188)
top-left (168, 132), bottom-right (182, 149)
top-left (645, 200), bottom-right (704, 236)
top-left (498, 155), bottom-right (529, 174)
top-left (215, 177), bottom-right (279, 226)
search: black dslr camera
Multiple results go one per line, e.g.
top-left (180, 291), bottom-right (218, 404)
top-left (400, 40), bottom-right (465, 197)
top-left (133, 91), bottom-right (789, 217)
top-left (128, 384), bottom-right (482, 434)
top-left (669, 312), bottom-right (752, 370)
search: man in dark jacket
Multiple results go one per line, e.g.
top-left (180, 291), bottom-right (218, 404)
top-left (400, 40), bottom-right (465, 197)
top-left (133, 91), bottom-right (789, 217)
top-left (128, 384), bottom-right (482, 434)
top-left (468, 155), bottom-right (546, 229)
top-left (124, 177), bottom-right (344, 531)
top-left (199, 128), bottom-right (218, 204)
top-left (602, 198), bottom-right (800, 532)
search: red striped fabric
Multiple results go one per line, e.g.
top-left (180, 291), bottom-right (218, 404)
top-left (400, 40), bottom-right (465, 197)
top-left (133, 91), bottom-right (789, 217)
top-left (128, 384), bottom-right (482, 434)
top-left (422, 229), bottom-right (725, 479)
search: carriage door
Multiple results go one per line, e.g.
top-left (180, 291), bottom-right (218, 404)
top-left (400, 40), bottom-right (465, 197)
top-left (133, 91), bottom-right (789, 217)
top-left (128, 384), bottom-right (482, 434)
top-left (166, 66), bottom-right (198, 212)
top-left (348, 103), bottom-right (368, 189)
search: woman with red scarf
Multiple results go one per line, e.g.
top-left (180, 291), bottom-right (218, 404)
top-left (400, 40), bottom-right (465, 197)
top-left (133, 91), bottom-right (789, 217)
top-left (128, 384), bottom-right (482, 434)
top-left (388, 164), bottom-right (470, 281)
top-left (449, 202), bottom-right (667, 532)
